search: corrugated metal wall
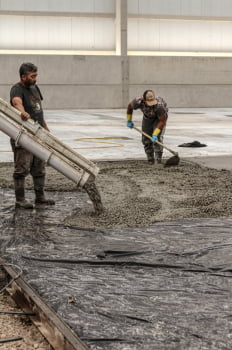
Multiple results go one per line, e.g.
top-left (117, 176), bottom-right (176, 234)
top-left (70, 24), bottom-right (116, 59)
top-left (1, 0), bottom-right (232, 52)
top-left (0, 0), bottom-right (115, 51)
top-left (1, 0), bottom-right (232, 107)
top-left (128, 0), bottom-right (232, 17)
top-left (128, 0), bottom-right (232, 53)
top-left (0, 15), bottom-right (115, 50)
top-left (0, 0), bottom-right (115, 13)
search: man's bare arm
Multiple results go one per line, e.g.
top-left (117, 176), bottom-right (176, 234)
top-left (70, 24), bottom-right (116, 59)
top-left (11, 97), bottom-right (30, 121)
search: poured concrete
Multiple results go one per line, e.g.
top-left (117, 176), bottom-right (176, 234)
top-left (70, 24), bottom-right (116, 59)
top-left (1, 107), bottom-right (232, 350)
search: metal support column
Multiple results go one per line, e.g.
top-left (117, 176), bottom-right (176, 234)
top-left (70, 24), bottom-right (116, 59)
top-left (116, 0), bottom-right (129, 107)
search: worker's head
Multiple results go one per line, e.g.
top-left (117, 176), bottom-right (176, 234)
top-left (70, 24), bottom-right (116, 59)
top-left (19, 62), bottom-right (38, 87)
top-left (143, 90), bottom-right (157, 106)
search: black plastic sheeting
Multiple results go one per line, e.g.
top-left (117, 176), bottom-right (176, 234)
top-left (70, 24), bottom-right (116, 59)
top-left (1, 188), bottom-right (232, 350)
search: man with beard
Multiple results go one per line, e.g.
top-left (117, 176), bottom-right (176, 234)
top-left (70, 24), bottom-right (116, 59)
top-left (10, 62), bottom-right (55, 208)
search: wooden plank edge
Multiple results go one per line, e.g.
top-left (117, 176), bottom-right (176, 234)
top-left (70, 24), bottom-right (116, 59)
top-left (0, 258), bottom-right (89, 350)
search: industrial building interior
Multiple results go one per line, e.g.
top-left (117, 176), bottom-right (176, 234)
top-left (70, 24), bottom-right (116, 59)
top-left (1, 1), bottom-right (232, 350)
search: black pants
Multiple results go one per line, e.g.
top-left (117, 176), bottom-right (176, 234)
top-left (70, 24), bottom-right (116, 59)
top-left (141, 116), bottom-right (165, 157)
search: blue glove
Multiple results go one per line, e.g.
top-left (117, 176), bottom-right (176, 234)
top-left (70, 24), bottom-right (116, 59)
top-left (151, 134), bottom-right (158, 143)
top-left (127, 121), bottom-right (134, 128)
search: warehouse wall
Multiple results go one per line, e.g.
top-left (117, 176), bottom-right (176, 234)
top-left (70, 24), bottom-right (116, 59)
top-left (1, 0), bottom-right (232, 108)
top-left (128, 56), bottom-right (232, 108)
top-left (0, 55), bottom-right (122, 108)
top-left (127, 0), bottom-right (232, 53)
top-left (2, 0), bottom-right (232, 53)
top-left (0, 0), bottom-right (115, 51)
top-left (1, 54), bottom-right (232, 108)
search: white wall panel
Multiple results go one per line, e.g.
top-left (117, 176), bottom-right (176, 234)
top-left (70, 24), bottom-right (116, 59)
top-left (127, 20), bottom-right (138, 49)
top-left (0, 0), bottom-right (22, 11)
top-left (71, 18), bottom-right (115, 50)
top-left (47, 18), bottom-right (72, 49)
top-left (70, 0), bottom-right (94, 13)
top-left (23, 16), bottom-right (73, 50)
top-left (128, 0), bottom-right (181, 16)
top-left (0, 15), bottom-right (115, 50)
top-left (92, 19), bottom-right (115, 49)
top-left (0, 16), bottom-right (25, 49)
top-left (0, 0), bottom-right (115, 13)
top-left (140, 0), bottom-right (181, 16)
top-left (128, 19), bottom-right (232, 52)
top-left (47, 0), bottom-right (71, 12)
top-left (94, 0), bottom-right (115, 13)
top-left (128, 0), bottom-right (232, 17)
top-left (202, 0), bottom-right (232, 17)
top-left (180, 0), bottom-right (203, 16)
top-left (24, 17), bottom-right (49, 49)
top-left (71, 19), bottom-right (94, 50)
top-left (24, 0), bottom-right (51, 12)
top-left (128, 20), bottom-right (160, 51)
top-left (128, 0), bottom-right (138, 14)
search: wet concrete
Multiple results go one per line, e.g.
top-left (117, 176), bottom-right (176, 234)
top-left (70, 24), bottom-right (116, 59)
top-left (1, 160), bottom-right (232, 349)
top-left (1, 160), bottom-right (232, 229)
top-left (83, 181), bottom-right (104, 215)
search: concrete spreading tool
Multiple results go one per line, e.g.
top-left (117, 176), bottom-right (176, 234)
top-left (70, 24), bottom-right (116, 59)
top-left (133, 125), bottom-right (180, 167)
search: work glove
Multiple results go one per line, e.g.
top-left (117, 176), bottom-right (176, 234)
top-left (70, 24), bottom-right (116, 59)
top-left (151, 128), bottom-right (160, 143)
top-left (151, 134), bottom-right (158, 143)
top-left (127, 121), bottom-right (134, 128)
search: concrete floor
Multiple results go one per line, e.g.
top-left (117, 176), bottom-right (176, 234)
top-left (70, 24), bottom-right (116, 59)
top-left (1, 107), bottom-right (232, 170)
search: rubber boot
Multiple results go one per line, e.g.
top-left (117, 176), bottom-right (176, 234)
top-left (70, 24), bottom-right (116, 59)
top-left (33, 177), bottom-right (55, 205)
top-left (14, 178), bottom-right (33, 209)
top-left (146, 152), bottom-right (154, 164)
top-left (155, 152), bottom-right (163, 164)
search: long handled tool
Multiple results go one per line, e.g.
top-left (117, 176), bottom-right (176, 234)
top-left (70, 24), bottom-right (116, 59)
top-left (133, 125), bottom-right (180, 167)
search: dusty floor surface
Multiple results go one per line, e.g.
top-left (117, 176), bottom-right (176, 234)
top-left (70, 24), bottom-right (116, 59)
top-left (0, 159), bottom-right (232, 349)
top-left (0, 159), bottom-right (232, 228)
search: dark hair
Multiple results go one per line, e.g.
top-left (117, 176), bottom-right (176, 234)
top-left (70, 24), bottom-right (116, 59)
top-left (19, 62), bottom-right (37, 77)
top-left (143, 90), bottom-right (154, 100)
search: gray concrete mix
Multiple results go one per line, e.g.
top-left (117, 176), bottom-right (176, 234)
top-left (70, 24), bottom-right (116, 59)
top-left (1, 108), bottom-right (232, 350)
